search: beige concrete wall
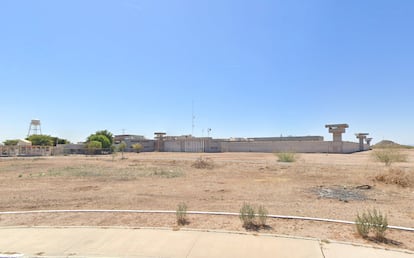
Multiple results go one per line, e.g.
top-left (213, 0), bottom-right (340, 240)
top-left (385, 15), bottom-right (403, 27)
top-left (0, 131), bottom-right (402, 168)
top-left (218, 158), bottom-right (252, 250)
top-left (220, 141), bottom-right (366, 153)
top-left (164, 140), bottom-right (182, 152)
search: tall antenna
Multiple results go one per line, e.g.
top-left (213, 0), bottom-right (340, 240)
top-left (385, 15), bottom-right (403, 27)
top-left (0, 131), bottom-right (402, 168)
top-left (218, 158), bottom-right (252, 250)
top-left (192, 100), bottom-right (195, 136)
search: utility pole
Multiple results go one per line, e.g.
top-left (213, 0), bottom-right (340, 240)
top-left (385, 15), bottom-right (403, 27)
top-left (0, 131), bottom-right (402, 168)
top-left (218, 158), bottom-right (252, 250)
top-left (192, 101), bottom-right (195, 136)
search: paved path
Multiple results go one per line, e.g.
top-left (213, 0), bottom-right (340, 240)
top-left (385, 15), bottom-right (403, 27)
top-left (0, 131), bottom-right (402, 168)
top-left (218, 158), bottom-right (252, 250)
top-left (0, 227), bottom-right (413, 258)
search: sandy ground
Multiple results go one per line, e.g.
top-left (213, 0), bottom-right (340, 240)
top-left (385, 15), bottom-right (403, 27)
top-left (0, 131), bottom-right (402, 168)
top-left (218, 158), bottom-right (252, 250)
top-left (0, 150), bottom-right (413, 250)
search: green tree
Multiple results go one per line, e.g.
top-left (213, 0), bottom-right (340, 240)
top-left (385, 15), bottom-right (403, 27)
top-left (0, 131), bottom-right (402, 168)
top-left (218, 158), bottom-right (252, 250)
top-left (26, 135), bottom-right (54, 146)
top-left (132, 143), bottom-right (143, 153)
top-left (52, 137), bottom-right (70, 145)
top-left (3, 139), bottom-right (19, 146)
top-left (95, 130), bottom-right (113, 145)
top-left (87, 134), bottom-right (111, 149)
top-left (86, 140), bottom-right (102, 155)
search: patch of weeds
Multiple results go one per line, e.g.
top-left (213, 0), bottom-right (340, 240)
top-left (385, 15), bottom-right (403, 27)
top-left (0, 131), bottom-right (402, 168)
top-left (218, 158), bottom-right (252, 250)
top-left (375, 168), bottom-right (412, 188)
top-left (372, 149), bottom-right (407, 166)
top-left (275, 152), bottom-right (297, 162)
top-left (45, 165), bottom-right (184, 180)
top-left (240, 202), bottom-right (256, 229)
top-left (239, 203), bottom-right (269, 230)
top-left (176, 202), bottom-right (188, 226)
top-left (191, 157), bottom-right (214, 169)
top-left (355, 212), bottom-right (371, 238)
top-left (47, 166), bottom-right (103, 177)
top-left (355, 208), bottom-right (388, 242)
top-left (257, 205), bottom-right (268, 227)
top-left (146, 168), bottom-right (184, 178)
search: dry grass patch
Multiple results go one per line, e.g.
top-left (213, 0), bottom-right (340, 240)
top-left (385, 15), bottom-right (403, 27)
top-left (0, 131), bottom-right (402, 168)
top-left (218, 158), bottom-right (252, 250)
top-left (372, 149), bottom-right (408, 166)
top-left (191, 156), bottom-right (215, 169)
top-left (275, 152), bottom-right (297, 162)
top-left (375, 168), bottom-right (412, 188)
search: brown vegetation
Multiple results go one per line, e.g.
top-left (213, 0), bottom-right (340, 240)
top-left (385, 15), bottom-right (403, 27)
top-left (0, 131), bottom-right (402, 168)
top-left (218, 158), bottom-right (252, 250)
top-left (375, 168), bottom-right (412, 188)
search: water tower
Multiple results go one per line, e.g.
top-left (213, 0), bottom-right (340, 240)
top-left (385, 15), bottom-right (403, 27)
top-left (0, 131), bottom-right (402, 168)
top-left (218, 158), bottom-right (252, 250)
top-left (27, 119), bottom-right (42, 137)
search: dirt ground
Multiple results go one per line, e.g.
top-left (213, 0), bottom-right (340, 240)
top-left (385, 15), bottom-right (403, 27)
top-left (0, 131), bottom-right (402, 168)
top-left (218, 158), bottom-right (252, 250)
top-left (0, 151), bottom-right (413, 250)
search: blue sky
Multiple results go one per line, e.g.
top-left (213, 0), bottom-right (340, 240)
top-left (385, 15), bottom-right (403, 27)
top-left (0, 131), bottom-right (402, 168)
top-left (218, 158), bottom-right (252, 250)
top-left (1, 0), bottom-right (413, 144)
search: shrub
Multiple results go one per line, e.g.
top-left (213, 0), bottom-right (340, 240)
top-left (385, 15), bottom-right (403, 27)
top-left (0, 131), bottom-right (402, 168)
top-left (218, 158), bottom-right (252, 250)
top-left (355, 212), bottom-right (371, 238)
top-left (375, 168), bottom-right (412, 188)
top-left (370, 209), bottom-right (388, 241)
top-left (192, 157), bottom-right (214, 169)
top-left (372, 149), bottom-right (407, 166)
top-left (176, 202), bottom-right (188, 225)
top-left (276, 152), bottom-right (297, 162)
top-left (132, 143), bottom-right (143, 153)
top-left (257, 205), bottom-right (268, 227)
top-left (239, 202), bottom-right (256, 229)
top-left (355, 208), bottom-right (388, 241)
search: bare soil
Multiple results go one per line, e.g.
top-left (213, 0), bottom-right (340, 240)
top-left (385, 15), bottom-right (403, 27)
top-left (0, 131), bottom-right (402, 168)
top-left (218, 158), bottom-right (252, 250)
top-left (0, 151), bottom-right (413, 250)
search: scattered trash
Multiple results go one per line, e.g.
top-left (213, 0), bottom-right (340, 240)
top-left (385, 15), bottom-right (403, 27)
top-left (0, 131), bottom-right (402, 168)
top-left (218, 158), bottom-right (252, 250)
top-left (314, 185), bottom-right (371, 202)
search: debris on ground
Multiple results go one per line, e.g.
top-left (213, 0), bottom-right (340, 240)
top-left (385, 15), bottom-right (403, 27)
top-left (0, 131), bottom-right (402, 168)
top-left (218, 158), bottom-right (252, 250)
top-left (313, 185), bottom-right (372, 202)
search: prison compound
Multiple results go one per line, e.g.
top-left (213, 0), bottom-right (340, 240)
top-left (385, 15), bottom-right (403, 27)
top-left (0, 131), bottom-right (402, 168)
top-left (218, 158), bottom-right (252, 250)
top-left (1, 123), bottom-right (371, 156)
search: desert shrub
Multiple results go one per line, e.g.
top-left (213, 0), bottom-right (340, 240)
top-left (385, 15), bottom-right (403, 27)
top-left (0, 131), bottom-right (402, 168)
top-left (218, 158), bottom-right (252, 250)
top-left (191, 157), bottom-right (214, 169)
top-left (132, 143), bottom-right (143, 153)
top-left (176, 202), bottom-right (188, 225)
top-left (375, 168), bottom-right (412, 187)
top-left (275, 152), bottom-right (297, 162)
top-left (257, 205), bottom-right (268, 227)
top-left (372, 149), bottom-right (407, 166)
top-left (355, 208), bottom-right (388, 241)
top-left (239, 202), bottom-right (256, 229)
top-left (355, 212), bottom-right (371, 238)
top-left (370, 209), bottom-right (388, 241)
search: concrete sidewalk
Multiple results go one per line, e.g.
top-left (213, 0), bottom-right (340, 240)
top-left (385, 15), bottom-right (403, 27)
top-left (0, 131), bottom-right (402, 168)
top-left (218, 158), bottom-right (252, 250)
top-left (0, 227), bottom-right (412, 258)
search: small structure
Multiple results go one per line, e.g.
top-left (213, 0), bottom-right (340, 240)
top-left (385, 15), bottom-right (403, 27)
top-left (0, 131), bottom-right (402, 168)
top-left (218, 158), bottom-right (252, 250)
top-left (17, 139), bottom-right (32, 146)
top-left (325, 124), bottom-right (349, 153)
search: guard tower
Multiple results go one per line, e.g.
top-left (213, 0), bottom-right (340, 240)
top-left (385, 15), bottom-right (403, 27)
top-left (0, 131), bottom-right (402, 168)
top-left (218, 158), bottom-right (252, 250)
top-left (355, 133), bottom-right (369, 151)
top-left (325, 124), bottom-right (349, 153)
top-left (154, 132), bottom-right (166, 152)
top-left (27, 119), bottom-right (42, 137)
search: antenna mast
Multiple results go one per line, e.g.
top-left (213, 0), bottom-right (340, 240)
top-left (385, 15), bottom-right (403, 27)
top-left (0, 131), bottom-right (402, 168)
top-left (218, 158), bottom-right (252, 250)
top-left (192, 101), bottom-right (195, 136)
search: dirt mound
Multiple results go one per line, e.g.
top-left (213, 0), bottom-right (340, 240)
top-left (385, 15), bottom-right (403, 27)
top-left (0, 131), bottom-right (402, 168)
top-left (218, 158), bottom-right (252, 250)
top-left (373, 140), bottom-right (412, 149)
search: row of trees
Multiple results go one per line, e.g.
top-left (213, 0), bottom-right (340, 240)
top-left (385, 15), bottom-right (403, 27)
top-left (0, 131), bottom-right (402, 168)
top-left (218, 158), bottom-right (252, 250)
top-left (3, 135), bottom-right (69, 146)
top-left (2, 129), bottom-right (143, 155)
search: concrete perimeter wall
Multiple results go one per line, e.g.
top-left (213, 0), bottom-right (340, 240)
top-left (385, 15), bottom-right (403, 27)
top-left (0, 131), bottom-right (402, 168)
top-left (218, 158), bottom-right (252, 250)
top-left (163, 139), bottom-right (370, 153)
top-left (220, 141), bottom-right (369, 153)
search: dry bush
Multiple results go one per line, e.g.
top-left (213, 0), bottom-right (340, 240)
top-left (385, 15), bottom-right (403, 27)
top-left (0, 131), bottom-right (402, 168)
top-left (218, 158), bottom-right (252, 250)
top-left (239, 202), bottom-right (256, 229)
top-left (257, 205), bottom-right (268, 227)
top-left (176, 202), bottom-right (188, 225)
top-left (275, 152), bottom-right (297, 162)
top-left (191, 157), bottom-right (214, 169)
top-left (355, 208), bottom-right (388, 241)
top-left (375, 168), bottom-right (412, 188)
top-left (239, 203), bottom-right (268, 230)
top-left (372, 149), bottom-right (407, 166)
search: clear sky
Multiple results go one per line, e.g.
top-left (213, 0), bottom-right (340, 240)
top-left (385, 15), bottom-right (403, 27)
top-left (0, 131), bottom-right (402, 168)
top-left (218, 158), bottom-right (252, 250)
top-left (1, 0), bottom-right (413, 144)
